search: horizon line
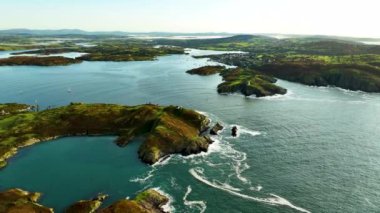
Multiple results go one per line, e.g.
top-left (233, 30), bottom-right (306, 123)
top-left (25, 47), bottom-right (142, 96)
top-left (1, 28), bottom-right (380, 39)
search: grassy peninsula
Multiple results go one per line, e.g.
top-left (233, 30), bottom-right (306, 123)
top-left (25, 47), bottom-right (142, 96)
top-left (187, 66), bottom-right (287, 97)
top-left (204, 53), bottom-right (380, 92)
top-left (177, 35), bottom-right (380, 93)
top-left (0, 103), bottom-right (211, 168)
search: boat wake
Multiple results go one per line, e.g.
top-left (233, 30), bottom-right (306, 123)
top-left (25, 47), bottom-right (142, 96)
top-left (189, 168), bottom-right (311, 213)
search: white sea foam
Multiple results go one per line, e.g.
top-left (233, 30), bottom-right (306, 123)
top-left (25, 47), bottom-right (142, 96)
top-left (181, 137), bottom-right (223, 160)
top-left (228, 124), bottom-right (261, 138)
top-left (235, 161), bottom-right (250, 184)
top-left (250, 90), bottom-right (294, 101)
top-left (183, 186), bottom-right (207, 213)
top-left (250, 185), bottom-right (263, 192)
top-left (195, 110), bottom-right (209, 116)
top-left (130, 154), bottom-right (173, 184)
top-left (153, 187), bottom-right (176, 213)
top-left (170, 177), bottom-right (179, 189)
top-left (220, 90), bottom-right (293, 101)
top-left (204, 159), bottom-right (226, 167)
top-left (153, 155), bottom-right (173, 167)
top-left (217, 181), bottom-right (242, 192)
top-left (130, 169), bottom-right (155, 184)
top-left (189, 168), bottom-right (311, 213)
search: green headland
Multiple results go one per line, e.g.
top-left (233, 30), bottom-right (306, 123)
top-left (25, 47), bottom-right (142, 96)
top-left (0, 103), bottom-right (211, 168)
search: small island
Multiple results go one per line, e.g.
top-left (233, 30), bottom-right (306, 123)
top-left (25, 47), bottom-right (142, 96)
top-left (186, 65), bottom-right (226, 75)
top-left (0, 103), bottom-right (212, 168)
top-left (186, 66), bottom-right (287, 97)
top-left (0, 188), bottom-right (169, 213)
top-left (0, 56), bottom-right (81, 66)
top-left (217, 68), bottom-right (287, 97)
top-left (7, 45), bottom-right (185, 65)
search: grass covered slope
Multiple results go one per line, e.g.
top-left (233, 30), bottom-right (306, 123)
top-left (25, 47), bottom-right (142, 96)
top-left (0, 103), bottom-right (211, 168)
top-left (204, 53), bottom-right (380, 93)
top-left (159, 35), bottom-right (380, 93)
top-left (218, 68), bottom-right (287, 97)
top-left (256, 54), bottom-right (380, 92)
top-left (0, 103), bottom-right (32, 116)
top-left (157, 35), bottom-right (380, 55)
top-left (77, 45), bottom-right (184, 61)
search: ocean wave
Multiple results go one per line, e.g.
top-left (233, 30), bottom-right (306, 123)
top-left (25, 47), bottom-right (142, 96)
top-left (130, 169), bottom-right (156, 184)
top-left (189, 168), bottom-right (311, 213)
top-left (153, 155), bottom-right (173, 167)
top-left (250, 185), bottom-right (263, 192)
top-left (252, 90), bottom-right (294, 101)
top-left (153, 187), bottom-right (176, 213)
top-left (219, 90), bottom-right (293, 101)
top-left (130, 155), bottom-right (173, 184)
top-left (181, 137), bottom-right (223, 161)
top-left (183, 186), bottom-right (207, 213)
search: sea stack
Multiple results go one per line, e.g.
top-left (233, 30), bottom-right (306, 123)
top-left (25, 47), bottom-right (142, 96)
top-left (232, 126), bottom-right (238, 137)
top-left (210, 122), bottom-right (224, 135)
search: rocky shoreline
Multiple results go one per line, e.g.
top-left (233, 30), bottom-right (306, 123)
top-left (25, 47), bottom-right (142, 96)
top-left (0, 188), bottom-right (170, 213)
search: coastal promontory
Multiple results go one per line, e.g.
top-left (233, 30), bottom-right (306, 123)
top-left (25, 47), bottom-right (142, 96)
top-left (0, 103), bottom-right (212, 168)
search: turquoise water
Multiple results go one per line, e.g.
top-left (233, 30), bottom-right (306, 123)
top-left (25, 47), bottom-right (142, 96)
top-left (0, 50), bottom-right (380, 212)
top-left (0, 137), bottom-right (149, 211)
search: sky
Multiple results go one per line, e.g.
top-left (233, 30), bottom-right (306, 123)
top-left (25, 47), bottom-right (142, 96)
top-left (1, 0), bottom-right (380, 38)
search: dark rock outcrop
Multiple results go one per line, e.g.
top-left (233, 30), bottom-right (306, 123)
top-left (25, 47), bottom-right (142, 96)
top-left (99, 189), bottom-right (169, 213)
top-left (210, 122), bottom-right (224, 135)
top-left (66, 194), bottom-right (108, 213)
top-left (0, 188), bottom-right (53, 213)
top-left (232, 126), bottom-right (238, 137)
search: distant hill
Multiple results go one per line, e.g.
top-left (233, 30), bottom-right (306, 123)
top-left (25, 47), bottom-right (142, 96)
top-left (0, 29), bottom-right (128, 36)
top-left (0, 29), bottom-right (234, 37)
